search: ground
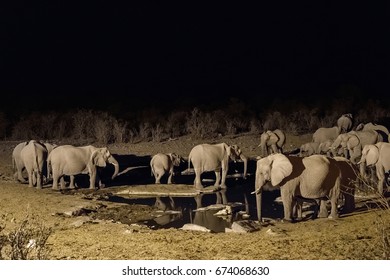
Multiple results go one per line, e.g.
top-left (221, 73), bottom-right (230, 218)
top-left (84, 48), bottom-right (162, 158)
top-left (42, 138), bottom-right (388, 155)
top-left (0, 134), bottom-right (389, 260)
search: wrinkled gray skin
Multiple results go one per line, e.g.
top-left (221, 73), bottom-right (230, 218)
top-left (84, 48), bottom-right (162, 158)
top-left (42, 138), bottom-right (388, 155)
top-left (312, 126), bottom-right (341, 143)
top-left (12, 141), bottom-right (29, 183)
top-left (258, 129), bottom-right (286, 157)
top-left (48, 145), bottom-right (119, 190)
top-left (358, 142), bottom-right (390, 194)
top-left (20, 140), bottom-right (48, 189)
top-left (150, 153), bottom-right (182, 184)
top-left (254, 154), bottom-right (341, 222)
top-left (337, 113), bottom-right (353, 133)
top-left (330, 130), bottom-right (379, 163)
top-left (188, 143), bottom-right (247, 189)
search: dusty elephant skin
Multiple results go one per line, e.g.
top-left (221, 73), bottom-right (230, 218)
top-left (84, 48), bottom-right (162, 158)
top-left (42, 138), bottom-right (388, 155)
top-left (0, 136), bottom-right (388, 260)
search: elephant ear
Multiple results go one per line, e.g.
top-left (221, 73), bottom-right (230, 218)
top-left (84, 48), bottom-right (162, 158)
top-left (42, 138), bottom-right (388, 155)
top-left (267, 131), bottom-right (278, 144)
top-left (363, 145), bottom-right (379, 166)
top-left (347, 135), bottom-right (360, 150)
top-left (170, 153), bottom-right (181, 166)
top-left (91, 151), bottom-right (107, 167)
top-left (269, 154), bottom-right (293, 186)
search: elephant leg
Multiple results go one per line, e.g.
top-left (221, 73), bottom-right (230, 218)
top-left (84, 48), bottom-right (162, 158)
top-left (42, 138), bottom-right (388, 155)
top-left (167, 169), bottom-right (174, 184)
top-left (215, 192), bottom-right (222, 204)
top-left (214, 171), bottom-right (222, 187)
top-left (36, 171), bottom-right (42, 189)
top-left (155, 172), bottom-right (162, 184)
top-left (27, 171), bottom-right (34, 188)
top-left (318, 200), bottom-right (328, 218)
top-left (280, 188), bottom-right (294, 221)
top-left (52, 173), bottom-right (59, 190)
top-left (194, 170), bottom-right (203, 189)
top-left (270, 144), bottom-right (278, 154)
top-left (377, 167), bottom-right (385, 195)
top-left (220, 166), bottom-right (228, 188)
top-left (69, 176), bottom-right (76, 189)
top-left (60, 177), bottom-right (66, 189)
top-left (17, 169), bottom-right (27, 183)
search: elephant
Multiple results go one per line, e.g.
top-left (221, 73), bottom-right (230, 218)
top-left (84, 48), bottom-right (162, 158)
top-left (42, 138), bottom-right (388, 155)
top-left (356, 122), bottom-right (389, 142)
top-left (317, 139), bottom-right (335, 157)
top-left (150, 152), bottom-right (182, 184)
top-left (20, 140), bottom-right (48, 189)
top-left (337, 113), bottom-right (353, 133)
top-left (358, 142), bottom-right (390, 194)
top-left (330, 130), bottom-right (379, 163)
top-left (299, 142), bottom-right (320, 157)
top-left (253, 154), bottom-right (341, 222)
top-left (12, 141), bottom-right (29, 183)
top-left (333, 156), bottom-right (357, 214)
top-left (47, 145), bottom-right (119, 190)
top-left (258, 129), bottom-right (286, 157)
top-left (188, 143), bottom-right (247, 189)
top-left (312, 126), bottom-right (341, 143)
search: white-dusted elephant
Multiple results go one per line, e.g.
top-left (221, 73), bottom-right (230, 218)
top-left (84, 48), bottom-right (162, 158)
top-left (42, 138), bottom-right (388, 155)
top-left (47, 145), bottom-right (119, 190)
top-left (188, 143), bottom-right (247, 189)
top-left (258, 129), bottom-right (286, 157)
top-left (317, 139), bottom-right (335, 157)
top-left (337, 113), bottom-right (353, 133)
top-left (12, 141), bottom-right (29, 183)
top-left (330, 130), bottom-right (379, 163)
top-left (253, 154), bottom-right (341, 222)
top-left (312, 126), bottom-right (341, 143)
top-left (334, 157), bottom-right (357, 214)
top-left (299, 142), bottom-right (320, 157)
top-left (358, 142), bottom-right (390, 194)
top-left (150, 152), bottom-right (182, 184)
top-left (20, 140), bottom-right (48, 189)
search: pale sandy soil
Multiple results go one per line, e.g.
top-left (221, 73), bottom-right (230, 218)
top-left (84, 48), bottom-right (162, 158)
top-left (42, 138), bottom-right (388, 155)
top-left (0, 134), bottom-right (389, 260)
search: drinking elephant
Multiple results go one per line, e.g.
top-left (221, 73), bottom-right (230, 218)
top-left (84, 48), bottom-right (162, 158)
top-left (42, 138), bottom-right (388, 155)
top-left (358, 142), bottom-right (390, 194)
top-left (150, 152), bottom-right (182, 184)
top-left (47, 145), bottom-right (119, 190)
top-left (258, 129), bottom-right (286, 157)
top-left (253, 154), bottom-right (341, 222)
top-left (188, 143), bottom-right (247, 189)
top-left (20, 140), bottom-right (48, 189)
top-left (12, 141), bottom-right (29, 183)
top-left (356, 122), bottom-right (389, 142)
top-left (299, 142), bottom-right (320, 157)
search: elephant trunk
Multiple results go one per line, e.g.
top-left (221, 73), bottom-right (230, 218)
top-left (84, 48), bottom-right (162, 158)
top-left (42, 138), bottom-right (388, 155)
top-left (256, 190), bottom-right (262, 222)
top-left (240, 154), bottom-right (248, 179)
top-left (108, 155), bottom-right (119, 179)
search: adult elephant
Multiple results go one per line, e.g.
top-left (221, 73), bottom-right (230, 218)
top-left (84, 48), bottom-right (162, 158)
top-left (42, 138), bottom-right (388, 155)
top-left (337, 113), bottom-right (353, 133)
top-left (150, 152), bottom-right (182, 184)
top-left (258, 129), bottom-right (286, 157)
top-left (20, 140), bottom-right (48, 189)
top-left (312, 126), bottom-right (341, 143)
top-left (334, 157), bottom-right (357, 214)
top-left (356, 122), bottom-right (389, 142)
top-left (47, 145), bottom-right (119, 190)
top-left (358, 142), bottom-right (390, 194)
top-left (12, 141), bottom-right (29, 183)
top-left (253, 154), bottom-right (341, 222)
top-left (330, 130), bottom-right (379, 163)
top-left (188, 143), bottom-right (247, 189)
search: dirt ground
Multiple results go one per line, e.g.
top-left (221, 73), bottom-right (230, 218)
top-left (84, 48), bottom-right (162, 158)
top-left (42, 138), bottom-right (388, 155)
top-left (0, 133), bottom-right (389, 260)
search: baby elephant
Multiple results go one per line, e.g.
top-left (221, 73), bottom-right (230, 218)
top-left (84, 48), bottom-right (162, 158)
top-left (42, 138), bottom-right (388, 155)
top-left (150, 153), bottom-right (182, 184)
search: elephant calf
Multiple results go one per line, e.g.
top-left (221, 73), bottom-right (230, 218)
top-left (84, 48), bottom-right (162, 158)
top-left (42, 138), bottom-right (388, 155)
top-left (150, 153), bottom-right (182, 184)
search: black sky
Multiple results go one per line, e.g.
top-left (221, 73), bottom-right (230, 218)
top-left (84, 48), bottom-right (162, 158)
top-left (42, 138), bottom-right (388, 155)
top-left (0, 2), bottom-right (388, 114)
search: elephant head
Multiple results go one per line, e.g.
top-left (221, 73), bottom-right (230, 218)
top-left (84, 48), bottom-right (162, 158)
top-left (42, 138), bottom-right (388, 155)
top-left (258, 129), bottom-right (285, 156)
top-left (91, 147), bottom-right (119, 180)
top-left (228, 144), bottom-right (248, 179)
top-left (168, 153), bottom-right (182, 167)
top-left (254, 154), bottom-right (293, 221)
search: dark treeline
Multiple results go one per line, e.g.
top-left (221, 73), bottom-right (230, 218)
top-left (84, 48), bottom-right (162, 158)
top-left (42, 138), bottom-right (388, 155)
top-left (0, 91), bottom-right (389, 143)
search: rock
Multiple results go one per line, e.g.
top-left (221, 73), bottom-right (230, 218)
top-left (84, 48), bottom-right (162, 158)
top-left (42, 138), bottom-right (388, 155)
top-left (180, 223), bottom-right (211, 232)
top-left (230, 220), bottom-right (261, 233)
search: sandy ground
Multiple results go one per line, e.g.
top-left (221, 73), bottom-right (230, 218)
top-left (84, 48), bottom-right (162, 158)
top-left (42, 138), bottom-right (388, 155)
top-left (0, 134), bottom-right (389, 260)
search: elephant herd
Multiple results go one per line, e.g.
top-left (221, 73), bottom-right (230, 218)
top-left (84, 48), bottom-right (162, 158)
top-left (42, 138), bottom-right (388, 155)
top-left (11, 114), bottom-right (389, 224)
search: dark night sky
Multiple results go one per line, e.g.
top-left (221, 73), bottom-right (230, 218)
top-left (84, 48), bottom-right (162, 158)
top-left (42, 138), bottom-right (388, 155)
top-left (0, 1), bottom-right (388, 115)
